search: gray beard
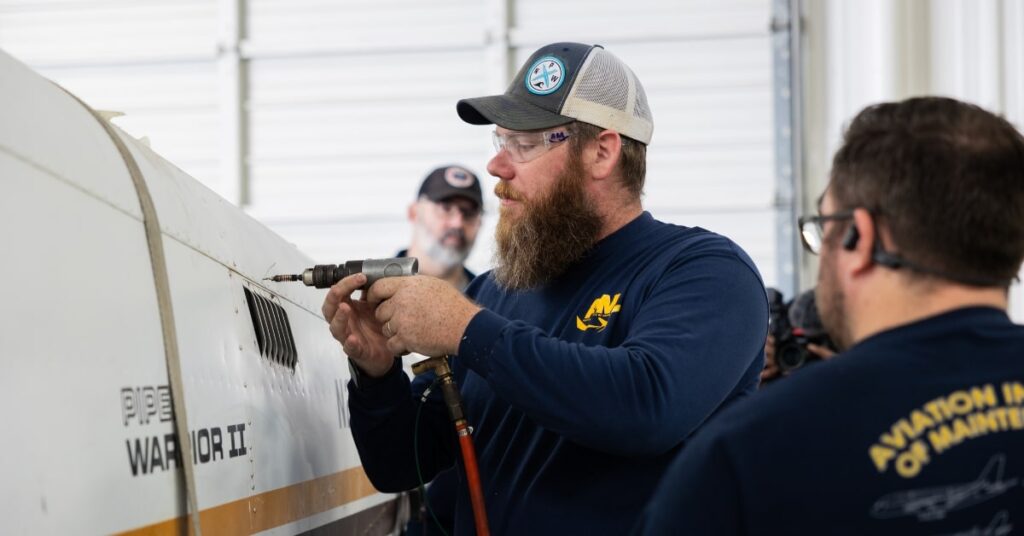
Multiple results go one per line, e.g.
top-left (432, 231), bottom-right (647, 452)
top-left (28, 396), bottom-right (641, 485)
top-left (415, 223), bottom-right (469, 271)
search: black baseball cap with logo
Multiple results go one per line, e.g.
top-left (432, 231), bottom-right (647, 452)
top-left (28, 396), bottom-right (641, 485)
top-left (456, 42), bottom-right (654, 144)
top-left (418, 165), bottom-right (482, 208)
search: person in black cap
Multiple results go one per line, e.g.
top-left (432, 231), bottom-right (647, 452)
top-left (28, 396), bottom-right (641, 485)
top-left (323, 43), bottom-right (767, 534)
top-left (401, 165), bottom-right (482, 291)
top-left (399, 165), bottom-right (481, 536)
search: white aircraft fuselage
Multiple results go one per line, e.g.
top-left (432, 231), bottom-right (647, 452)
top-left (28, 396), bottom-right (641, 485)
top-left (0, 48), bottom-right (399, 535)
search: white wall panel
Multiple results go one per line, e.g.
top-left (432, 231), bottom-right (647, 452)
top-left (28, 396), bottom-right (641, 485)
top-left (646, 146), bottom-right (774, 212)
top-left (247, 0), bottom-right (484, 54)
top-left (0, 0), bottom-right (217, 64)
top-left (513, 0), bottom-right (770, 43)
top-left (929, 0), bottom-right (1004, 112)
top-left (0, 1), bottom-right (222, 193)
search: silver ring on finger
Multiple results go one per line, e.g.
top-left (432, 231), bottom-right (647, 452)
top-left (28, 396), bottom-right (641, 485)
top-left (384, 320), bottom-right (394, 338)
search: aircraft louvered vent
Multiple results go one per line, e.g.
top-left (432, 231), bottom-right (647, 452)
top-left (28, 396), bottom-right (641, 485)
top-left (244, 287), bottom-right (298, 369)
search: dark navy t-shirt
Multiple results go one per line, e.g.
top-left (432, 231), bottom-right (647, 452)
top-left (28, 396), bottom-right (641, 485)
top-left (635, 306), bottom-right (1024, 535)
top-left (350, 212), bottom-right (768, 534)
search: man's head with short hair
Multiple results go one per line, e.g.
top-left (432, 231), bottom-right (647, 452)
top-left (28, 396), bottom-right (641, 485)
top-left (814, 97), bottom-right (1024, 348)
top-left (457, 42), bottom-right (652, 288)
top-left (407, 165), bottom-right (482, 277)
top-left (827, 97), bottom-right (1024, 286)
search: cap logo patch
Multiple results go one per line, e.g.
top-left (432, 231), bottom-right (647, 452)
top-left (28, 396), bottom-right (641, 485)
top-left (444, 167), bottom-right (475, 188)
top-left (525, 56), bottom-right (566, 96)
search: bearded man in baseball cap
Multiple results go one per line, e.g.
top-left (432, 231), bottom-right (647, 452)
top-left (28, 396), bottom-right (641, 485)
top-left (325, 43), bottom-right (768, 534)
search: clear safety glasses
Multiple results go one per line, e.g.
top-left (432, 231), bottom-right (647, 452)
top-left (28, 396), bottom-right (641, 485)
top-left (491, 129), bottom-right (571, 163)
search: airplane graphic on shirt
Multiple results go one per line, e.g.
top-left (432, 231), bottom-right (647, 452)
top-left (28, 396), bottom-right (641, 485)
top-left (870, 455), bottom-right (1018, 522)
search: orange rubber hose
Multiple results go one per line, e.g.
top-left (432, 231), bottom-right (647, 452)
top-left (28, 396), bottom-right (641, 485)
top-left (457, 422), bottom-right (490, 536)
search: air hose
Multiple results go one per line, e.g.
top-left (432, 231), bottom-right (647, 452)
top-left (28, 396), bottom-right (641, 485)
top-left (412, 356), bottom-right (490, 536)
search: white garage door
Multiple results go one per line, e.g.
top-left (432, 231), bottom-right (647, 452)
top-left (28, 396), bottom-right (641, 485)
top-left (1, 0), bottom-right (782, 287)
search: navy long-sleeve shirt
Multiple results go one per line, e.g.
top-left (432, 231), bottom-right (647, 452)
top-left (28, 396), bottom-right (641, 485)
top-left (349, 212), bottom-right (768, 534)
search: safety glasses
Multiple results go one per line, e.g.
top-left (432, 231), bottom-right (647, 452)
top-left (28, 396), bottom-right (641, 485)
top-left (491, 129), bottom-right (571, 163)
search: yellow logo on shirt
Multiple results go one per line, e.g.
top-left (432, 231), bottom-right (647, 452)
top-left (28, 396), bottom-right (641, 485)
top-left (576, 293), bottom-right (622, 332)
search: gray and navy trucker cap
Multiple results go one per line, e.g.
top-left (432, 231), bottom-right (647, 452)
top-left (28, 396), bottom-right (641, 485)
top-left (456, 42), bottom-right (654, 144)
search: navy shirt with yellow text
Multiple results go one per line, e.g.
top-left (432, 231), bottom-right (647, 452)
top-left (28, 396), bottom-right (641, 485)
top-left (635, 306), bottom-right (1024, 535)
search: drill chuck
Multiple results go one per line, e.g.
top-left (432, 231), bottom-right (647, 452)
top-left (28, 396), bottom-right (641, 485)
top-left (300, 257), bottom-right (418, 289)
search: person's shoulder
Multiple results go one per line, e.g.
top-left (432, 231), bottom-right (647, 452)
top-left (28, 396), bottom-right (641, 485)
top-left (648, 217), bottom-right (758, 263)
top-left (733, 310), bottom-right (1024, 427)
top-left (641, 218), bottom-right (763, 288)
top-left (701, 356), bottom-right (872, 442)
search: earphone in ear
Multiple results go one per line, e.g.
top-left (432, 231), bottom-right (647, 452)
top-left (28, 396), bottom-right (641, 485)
top-left (842, 225), bottom-right (860, 250)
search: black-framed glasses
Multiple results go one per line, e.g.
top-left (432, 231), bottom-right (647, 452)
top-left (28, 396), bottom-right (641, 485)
top-left (798, 209), bottom-right (1015, 287)
top-left (798, 211), bottom-right (853, 255)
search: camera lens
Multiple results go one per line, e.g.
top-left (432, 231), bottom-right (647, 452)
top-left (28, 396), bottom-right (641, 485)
top-left (777, 343), bottom-right (806, 372)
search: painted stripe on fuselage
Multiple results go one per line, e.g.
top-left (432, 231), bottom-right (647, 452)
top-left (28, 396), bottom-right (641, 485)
top-left (115, 466), bottom-right (381, 535)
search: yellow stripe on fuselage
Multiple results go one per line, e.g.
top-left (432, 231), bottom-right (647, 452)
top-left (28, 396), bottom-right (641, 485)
top-left (115, 466), bottom-right (380, 535)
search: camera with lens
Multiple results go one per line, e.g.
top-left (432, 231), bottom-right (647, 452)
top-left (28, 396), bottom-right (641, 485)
top-left (766, 288), bottom-right (837, 376)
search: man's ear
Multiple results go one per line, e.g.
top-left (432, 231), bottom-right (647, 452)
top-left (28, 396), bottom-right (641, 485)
top-left (589, 130), bottom-right (623, 181)
top-left (407, 201), bottom-right (417, 223)
top-left (847, 208), bottom-right (876, 274)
